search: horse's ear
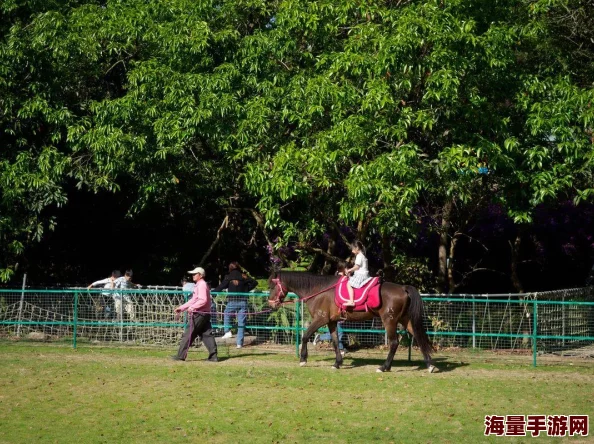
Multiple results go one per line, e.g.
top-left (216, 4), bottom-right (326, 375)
top-left (380, 265), bottom-right (395, 282)
top-left (377, 269), bottom-right (385, 284)
top-left (268, 269), bottom-right (278, 282)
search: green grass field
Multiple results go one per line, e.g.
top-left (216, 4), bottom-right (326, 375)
top-left (0, 343), bottom-right (592, 443)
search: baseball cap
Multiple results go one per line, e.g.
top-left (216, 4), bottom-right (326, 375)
top-left (188, 267), bottom-right (206, 276)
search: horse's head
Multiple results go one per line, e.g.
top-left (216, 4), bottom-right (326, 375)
top-left (268, 273), bottom-right (288, 308)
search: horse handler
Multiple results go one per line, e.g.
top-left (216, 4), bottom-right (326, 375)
top-left (172, 267), bottom-right (218, 362)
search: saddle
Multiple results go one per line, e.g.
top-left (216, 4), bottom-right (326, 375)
top-left (335, 276), bottom-right (381, 311)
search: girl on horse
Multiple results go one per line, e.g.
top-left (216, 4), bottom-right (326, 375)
top-left (344, 241), bottom-right (371, 307)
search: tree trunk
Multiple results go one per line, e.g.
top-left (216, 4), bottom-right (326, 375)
top-left (357, 215), bottom-right (371, 244)
top-left (447, 233), bottom-right (459, 294)
top-left (356, 220), bottom-right (365, 242)
top-left (510, 230), bottom-right (524, 293)
top-left (381, 233), bottom-right (395, 282)
top-left (307, 253), bottom-right (324, 274)
top-left (437, 200), bottom-right (453, 294)
top-left (322, 230), bottom-right (337, 274)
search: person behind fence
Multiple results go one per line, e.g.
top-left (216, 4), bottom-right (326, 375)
top-left (87, 270), bottom-right (121, 318)
top-left (172, 266), bottom-right (218, 362)
top-left (344, 241), bottom-right (371, 307)
top-left (113, 269), bottom-right (139, 321)
top-left (213, 261), bottom-right (258, 349)
top-left (313, 322), bottom-right (346, 356)
top-left (181, 276), bottom-right (195, 293)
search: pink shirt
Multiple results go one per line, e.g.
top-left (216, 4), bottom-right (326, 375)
top-left (178, 279), bottom-right (211, 313)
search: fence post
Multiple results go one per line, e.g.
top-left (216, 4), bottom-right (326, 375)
top-left (73, 290), bottom-right (79, 349)
top-left (408, 332), bottom-right (412, 362)
top-left (472, 300), bottom-right (476, 349)
top-left (561, 292), bottom-right (565, 352)
top-left (16, 273), bottom-right (27, 337)
top-left (119, 294), bottom-right (124, 343)
top-left (532, 300), bottom-right (537, 367)
top-left (295, 300), bottom-right (301, 357)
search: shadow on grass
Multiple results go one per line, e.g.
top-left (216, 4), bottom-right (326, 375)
top-left (184, 352), bottom-right (281, 362)
top-left (342, 356), bottom-right (469, 373)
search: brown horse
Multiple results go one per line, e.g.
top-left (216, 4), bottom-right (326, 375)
top-left (268, 271), bottom-right (436, 373)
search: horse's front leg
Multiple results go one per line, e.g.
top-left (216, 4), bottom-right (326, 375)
top-left (328, 321), bottom-right (343, 369)
top-left (378, 319), bottom-right (400, 373)
top-left (300, 317), bottom-right (328, 366)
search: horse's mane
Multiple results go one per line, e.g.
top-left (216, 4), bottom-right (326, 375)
top-left (272, 271), bottom-right (339, 294)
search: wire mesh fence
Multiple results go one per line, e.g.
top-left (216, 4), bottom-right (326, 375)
top-left (1, 287), bottom-right (593, 365)
top-left (423, 288), bottom-right (594, 359)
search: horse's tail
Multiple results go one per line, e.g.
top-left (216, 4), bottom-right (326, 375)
top-left (405, 285), bottom-right (435, 359)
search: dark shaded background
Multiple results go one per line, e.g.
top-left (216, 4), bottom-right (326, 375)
top-left (12, 191), bottom-right (594, 292)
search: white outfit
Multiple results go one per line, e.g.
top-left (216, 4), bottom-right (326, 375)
top-left (89, 277), bottom-right (116, 317)
top-left (90, 278), bottom-right (116, 296)
top-left (113, 299), bottom-right (135, 320)
top-left (114, 277), bottom-right (136, 320)
top-left (349, 252), bottom-right (372, 288)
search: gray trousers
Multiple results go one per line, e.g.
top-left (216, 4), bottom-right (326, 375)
top-left (176, 312), bottom-right (218, 360)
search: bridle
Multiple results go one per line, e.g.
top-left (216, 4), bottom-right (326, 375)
top-left (269, 278), bottom-right (288, 307)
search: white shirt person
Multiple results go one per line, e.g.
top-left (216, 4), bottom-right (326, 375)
top-left (344, 241), bottom-right (371, 307)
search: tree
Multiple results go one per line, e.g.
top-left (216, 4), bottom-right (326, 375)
top-left (0, 0), bottom-right (105, 281)
top-left (2, 0), bottom-right (593, 289)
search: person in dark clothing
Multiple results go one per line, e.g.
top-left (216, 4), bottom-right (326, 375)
top-left (213, 262), bottom-right (258, 348)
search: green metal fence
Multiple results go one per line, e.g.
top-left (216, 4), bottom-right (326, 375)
top-left (0, 287), bottom-right (593, 366)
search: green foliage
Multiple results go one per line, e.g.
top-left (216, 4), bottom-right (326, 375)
top-left (1, 0), bottom-right (593, 282)
top-left (392, 255), bottom-right (437, 293)
top-left (238, 0), bottom-right (594, 250)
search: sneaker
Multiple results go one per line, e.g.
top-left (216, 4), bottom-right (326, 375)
top-left (221, 331), bottom-right (233, 339)
top-left (170, 356), bottom-right (185, 361)
top-left (313, 334), bottom-right (320, 346)
top-left (236, 344), bottom-right (243, 349)
top-left (204, 357), bottom-right (218, 362)
top-left (340, 350), bottom-right (346, 358)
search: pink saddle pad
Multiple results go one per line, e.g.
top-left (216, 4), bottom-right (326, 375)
top-left (335, 276), bottom-right (381, 311)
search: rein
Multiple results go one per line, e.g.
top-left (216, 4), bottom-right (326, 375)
top-left (272, 277), bottom-right (340, 306)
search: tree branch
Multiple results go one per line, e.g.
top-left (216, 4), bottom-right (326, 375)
top-left (198, 215), bottom-right (229, 266)
top-left (225, 207), bottom-right (287, 265)
top-left (451, 231), bottom-right (489, 252)
top-left (298, 245), bottom-right (344, 264)
top-left (329, 220), bottom-right (351, 247)
top-left (451, 267), bottom-right (509, 292)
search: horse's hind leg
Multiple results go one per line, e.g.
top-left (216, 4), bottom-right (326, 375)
top-left (328, 321), bottom-right (343, 369)
top-left (404, 318), bottom-right (436, 373)
top-left (378, 320), bottom-right (400, 373)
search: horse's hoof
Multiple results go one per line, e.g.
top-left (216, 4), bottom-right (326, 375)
top-left (331, 365), bottom-right (339, 370)
top-left (428, 365), bottom-right (438, 373)
top-left (300, 362), bottom-right (307, 367)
